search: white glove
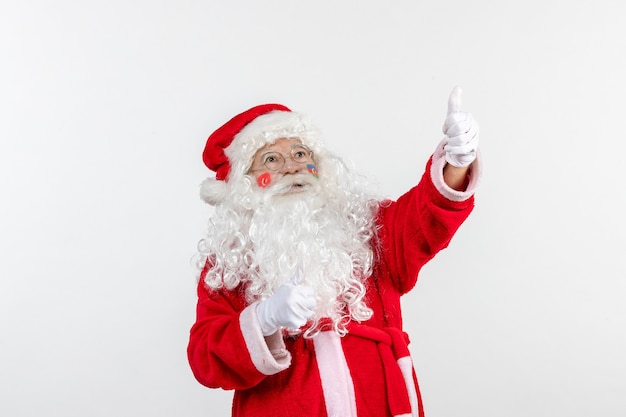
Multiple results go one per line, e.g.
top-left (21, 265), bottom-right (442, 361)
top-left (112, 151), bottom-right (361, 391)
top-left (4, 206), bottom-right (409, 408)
top-left (442, 86), bottom-right (479, 167)
top-left (256, 282), bottom-right (317, 336)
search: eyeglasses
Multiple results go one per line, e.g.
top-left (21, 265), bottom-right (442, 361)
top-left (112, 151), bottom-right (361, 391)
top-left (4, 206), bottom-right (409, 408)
top-left (251, 144), bottom-right (314, 172)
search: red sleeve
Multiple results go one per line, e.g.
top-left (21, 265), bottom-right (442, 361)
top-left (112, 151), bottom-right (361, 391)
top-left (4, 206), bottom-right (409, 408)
top-left (187, 271), bottom-right (291, 390)
top-left (376, 156), bottom-right (475, 294)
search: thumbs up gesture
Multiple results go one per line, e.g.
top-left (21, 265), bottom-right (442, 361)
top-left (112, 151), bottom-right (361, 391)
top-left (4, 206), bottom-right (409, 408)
top-left (442, 86), bottom-right (479, 167)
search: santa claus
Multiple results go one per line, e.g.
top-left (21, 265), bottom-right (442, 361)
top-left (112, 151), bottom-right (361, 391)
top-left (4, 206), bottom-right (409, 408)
top-left (188, 87), bottom-right (481, 417)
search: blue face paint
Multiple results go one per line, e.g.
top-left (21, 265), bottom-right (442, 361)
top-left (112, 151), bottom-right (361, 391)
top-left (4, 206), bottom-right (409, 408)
top-left (306, 164), bottom-right (318, 178)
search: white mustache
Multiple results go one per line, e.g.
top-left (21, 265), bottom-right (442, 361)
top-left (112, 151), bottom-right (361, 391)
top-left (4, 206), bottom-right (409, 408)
top-left (267, 173), bottom-right (318, 195)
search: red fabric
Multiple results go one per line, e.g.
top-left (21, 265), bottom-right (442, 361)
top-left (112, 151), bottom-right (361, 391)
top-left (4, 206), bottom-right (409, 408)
top-left (346, 323), bottom-right (414, 416)
top-left (188, 156), bottom-right (475, 416)
top-left (203, 104), bottom-right (291, 180)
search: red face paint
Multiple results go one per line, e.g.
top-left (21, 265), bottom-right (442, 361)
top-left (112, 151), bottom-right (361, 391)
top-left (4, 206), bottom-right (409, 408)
top-left (256, 172), bottom-right (272, 188)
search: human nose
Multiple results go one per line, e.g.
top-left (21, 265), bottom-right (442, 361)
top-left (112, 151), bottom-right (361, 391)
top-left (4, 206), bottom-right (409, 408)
top-left (280, 156), bottom-right (306, 174)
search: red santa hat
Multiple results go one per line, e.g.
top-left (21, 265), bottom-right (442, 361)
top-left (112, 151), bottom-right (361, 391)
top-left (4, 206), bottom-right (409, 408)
top-left (200, 103), bottom-right (324, 205)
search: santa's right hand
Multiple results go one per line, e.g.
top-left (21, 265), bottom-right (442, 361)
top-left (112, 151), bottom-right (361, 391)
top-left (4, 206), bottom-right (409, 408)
top-left (256, 282), bottom-right (317, 336)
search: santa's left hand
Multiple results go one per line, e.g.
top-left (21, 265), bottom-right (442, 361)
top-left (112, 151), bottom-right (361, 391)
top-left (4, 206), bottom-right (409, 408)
top-left (442, 86), bottom-right (479, 167)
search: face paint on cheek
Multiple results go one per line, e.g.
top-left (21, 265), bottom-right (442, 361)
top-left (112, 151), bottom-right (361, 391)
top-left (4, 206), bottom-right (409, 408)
top-left (256, 172), bottom-right (272, 188)
top-left (306, 164), bottom-right (319, 178)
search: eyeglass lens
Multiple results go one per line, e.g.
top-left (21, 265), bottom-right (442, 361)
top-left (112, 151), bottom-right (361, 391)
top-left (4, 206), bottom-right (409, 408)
top-left (262, 145), bottom-right (312, 171)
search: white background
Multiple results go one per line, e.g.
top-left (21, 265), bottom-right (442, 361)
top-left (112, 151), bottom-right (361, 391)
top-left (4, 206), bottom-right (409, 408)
top-left (1, 1), bottom-right (625, 416)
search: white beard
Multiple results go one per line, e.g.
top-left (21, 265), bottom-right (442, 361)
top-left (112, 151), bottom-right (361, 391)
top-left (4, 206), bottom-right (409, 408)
top-left (200, 170), bottom-right (376, 337)
top-left (248, 173), bottom-right (374, 335)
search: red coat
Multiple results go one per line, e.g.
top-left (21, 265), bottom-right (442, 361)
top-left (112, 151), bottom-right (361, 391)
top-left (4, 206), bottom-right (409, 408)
top-left (188, 153), bottom-right (480, 417)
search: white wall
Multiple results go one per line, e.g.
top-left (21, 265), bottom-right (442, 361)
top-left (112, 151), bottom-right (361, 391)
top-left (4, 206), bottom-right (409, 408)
top-left (1, 1), bottom-right (625, 416)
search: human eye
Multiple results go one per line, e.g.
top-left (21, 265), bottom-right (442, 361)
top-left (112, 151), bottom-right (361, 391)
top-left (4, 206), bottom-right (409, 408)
top-left (263, 152), bottom-right (283, 169)
top-left (292, 146), bottom-right (311, 161)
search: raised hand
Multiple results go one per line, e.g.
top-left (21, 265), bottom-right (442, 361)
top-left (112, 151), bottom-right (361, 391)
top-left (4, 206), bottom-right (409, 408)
top-left (442, 86), bottom-right (479, 168)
